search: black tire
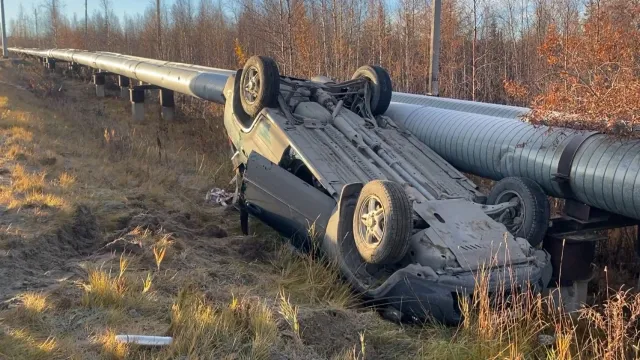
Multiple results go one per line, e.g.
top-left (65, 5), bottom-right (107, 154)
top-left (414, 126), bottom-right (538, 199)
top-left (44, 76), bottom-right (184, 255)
top-left (239, 56), bottom-right (280, 117)
top-left (486, 177), bottom-right (550, 247)
top-left (353, 180), bottom-right (412, 265)
top-left (351, 65), bottom-right (393, 116)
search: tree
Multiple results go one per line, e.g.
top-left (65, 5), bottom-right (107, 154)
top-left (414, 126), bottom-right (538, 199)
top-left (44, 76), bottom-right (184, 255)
top-left (43, 0), bottom-right (60, 47)
top-left (156, 0), bottom-right (162, 57)
top-left (11, 0), bottom-right (637, 130)
top-left (101, 0), bottom-right (111, 47)
top-left (521, 0), bottom-right (640, 136)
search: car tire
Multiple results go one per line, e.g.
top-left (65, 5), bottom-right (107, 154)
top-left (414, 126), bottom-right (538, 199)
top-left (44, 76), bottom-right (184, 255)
top-left (353, 180), bottom-right (412, 265)
top-left (239, 56), bottom-right (280, 117)
top-left (351, 65), bottom-right (393, 116)
top-left (486, 177), bottom-right (550, 247)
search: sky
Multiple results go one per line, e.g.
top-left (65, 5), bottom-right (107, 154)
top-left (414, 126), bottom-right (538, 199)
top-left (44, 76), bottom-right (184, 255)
top-left (4, 0), bottom-right (164, 28)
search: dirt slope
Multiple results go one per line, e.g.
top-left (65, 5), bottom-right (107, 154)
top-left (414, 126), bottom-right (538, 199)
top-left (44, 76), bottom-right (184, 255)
top-left (0, 59), bottom-right (434, 360)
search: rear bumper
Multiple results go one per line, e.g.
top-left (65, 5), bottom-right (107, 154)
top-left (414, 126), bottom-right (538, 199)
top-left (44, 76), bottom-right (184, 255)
top-left (369, 273), bottom-right (464, 325)
top-left (359, 251), bottom-right (552, 325)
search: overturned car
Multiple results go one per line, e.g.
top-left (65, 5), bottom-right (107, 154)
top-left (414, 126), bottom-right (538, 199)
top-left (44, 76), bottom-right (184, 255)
top-left (224, 56), bottom-right (552, 324)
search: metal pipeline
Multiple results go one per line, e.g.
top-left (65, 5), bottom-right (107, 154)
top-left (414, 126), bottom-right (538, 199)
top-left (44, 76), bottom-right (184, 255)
top-left (386, 101), bottom-right (640, 221)
top-left (10, 47), bottom-right (231, 104)
top-left (392, 92), bottom-right (530, 119)
top-left (93, 51), bottom-right (235, 76)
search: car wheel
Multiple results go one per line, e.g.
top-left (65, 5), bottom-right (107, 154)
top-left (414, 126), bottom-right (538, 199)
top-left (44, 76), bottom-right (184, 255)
top-left (351, 65), bottom-right (393, 116)
top-left (239, 55), bottom-right (280, 117)
top-left (353, 180), bottom-right (412, 265)
top-left (486, 177), bottom-right (550, 247)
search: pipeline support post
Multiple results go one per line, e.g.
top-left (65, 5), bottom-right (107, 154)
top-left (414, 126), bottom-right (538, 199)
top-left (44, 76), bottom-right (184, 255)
top-left (130, 87), bottom-right (145, 122)
top-left (45, 57), bottom-right (56, 70)
top-left (118, 75), bottom-right (130, 99)
top-left (82, 65), bottom-right (92, 80)
top-left (93, 73), bottom-right (106, 97)
top-left (68, 62), bottom-right (78, 77)
top-left (160, 89), bottom-right (175, 121)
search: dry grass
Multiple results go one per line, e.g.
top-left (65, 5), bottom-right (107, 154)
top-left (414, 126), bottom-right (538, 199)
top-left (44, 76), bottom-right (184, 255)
top-left (273, 244), bottom-right (354, 308)
top-left (22, 292), bottom-right (49, 313)
top-left (411, 251), bottom-right (640, 360)
top-left (578, 289), bottom-right (640, 359)
top-left (142, 272), bottom-right (154, 293)
top-left (97, 329), bottom-right (130, 360)
top-left (11, 164), bottom-right (45, 192)
top-left (82, 256), bottom-right (135, 308)
top-left (153, 242), bottom-right (168, 271)
top-left (0, 110), bottom-right (69, 211)
top-left (57, 172), bottom-right (76, 188)
top-left (4, 292), bottom-right (51, 331)
top-left (0, 329), bottom-right (68, 360)
top-left (0, 162), bottom-right (67, 210)
top-left (332, 332), bottom-right (367, 360)
top-left (272, 224), bottom-right (354, 308)
top-left (17, 191), bottom-right (66, 208)
top-left (279, 289), bottom-right (301, 340)
top-left (5, 143), bottom-right (31, 160)
top-left (82, 267), bottom-right (129, 308)
top-left (165, 290), bottom-right (278, 359)
top-left (0, 60), bottom-right (234, 359)
top-left (5, 126), bottom-right (33, 142)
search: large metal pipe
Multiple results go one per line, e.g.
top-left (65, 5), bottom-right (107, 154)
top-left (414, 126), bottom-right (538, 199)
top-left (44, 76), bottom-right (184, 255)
top-left (10, 48), bottom-right (231, 104)
top-left (386, 102), bottom-right (640, 220)
top-left (9, 48), bottom-right (529, 117)
top-left (392, 92), bottom-right (529, 119)
top-left (94, 51), bottom-right (235, 76)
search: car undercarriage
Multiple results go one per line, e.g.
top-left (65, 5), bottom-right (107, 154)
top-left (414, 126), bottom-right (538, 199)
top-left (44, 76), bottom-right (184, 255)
top-left (224, 56), bottom-right (552, 324)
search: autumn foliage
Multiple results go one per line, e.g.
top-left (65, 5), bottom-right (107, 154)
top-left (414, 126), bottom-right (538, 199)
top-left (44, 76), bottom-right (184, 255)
top-left (508, 0), bottom-right (640, 136)
top-left (10, 0), bottom-right (640, 138)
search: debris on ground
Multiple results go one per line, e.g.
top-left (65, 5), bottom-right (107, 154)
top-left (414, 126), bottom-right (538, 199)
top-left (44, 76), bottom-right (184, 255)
top-left (115, 335), bottom-right (173, 346)
top-left (205, 187), bottom-right (234, 206)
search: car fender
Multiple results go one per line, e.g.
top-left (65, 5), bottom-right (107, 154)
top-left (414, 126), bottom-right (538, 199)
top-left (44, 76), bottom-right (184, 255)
top-left (322, 183), bottom-right (363, 262)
